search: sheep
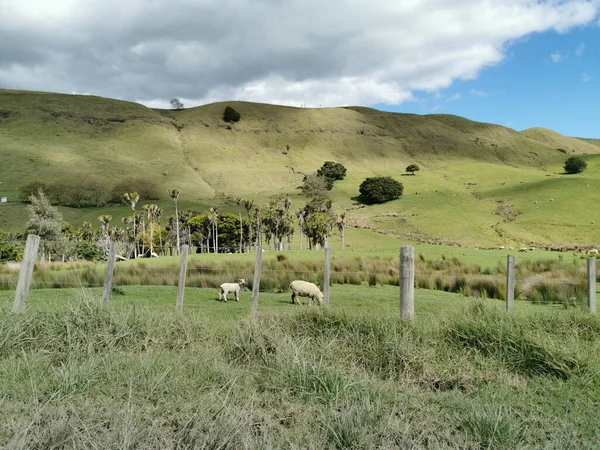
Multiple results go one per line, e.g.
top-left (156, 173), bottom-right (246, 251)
top-left (588, 249), bottom-right (599, 255)
top-left (290, 280), bottom-right (324, 306)
top-left (219, 278), bottom-right (248, 302)
top-left (518, 247), bottom-right (528, 253)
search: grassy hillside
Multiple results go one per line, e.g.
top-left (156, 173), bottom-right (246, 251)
top-left (1, 89), bottom-right (599, 247)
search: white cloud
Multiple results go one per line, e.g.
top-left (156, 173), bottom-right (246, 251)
top-left (582, 72), bottom-right (592, 82)
top-left (0, 0), bottom-right (599, 107)
top-left (575, 42), bottom-right (586, 55)
top-left (446, 93), bottom-right (461, 102)
top-left (469, 89), bottom-right (489, 97)
top-left (550, 51), bottom-right (564, 62)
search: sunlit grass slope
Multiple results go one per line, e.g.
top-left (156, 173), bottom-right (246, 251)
top-left (1, 89), bottom-right (600, 247)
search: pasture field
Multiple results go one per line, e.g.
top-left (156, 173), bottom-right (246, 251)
top-left (1, 285), bottom-right (600, 448)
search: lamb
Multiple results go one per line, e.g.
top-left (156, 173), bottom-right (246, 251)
top-left (518, 247), bottom-right (528, 253)
top-left (290, 280), bottom-right (324, 305)
top-left (588, 249), bottom-right (599, 255)
top-left (219, 278), bottom-right (248, 302)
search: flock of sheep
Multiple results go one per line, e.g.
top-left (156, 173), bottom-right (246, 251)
top-left (218, 279), bottom-right (324, 305)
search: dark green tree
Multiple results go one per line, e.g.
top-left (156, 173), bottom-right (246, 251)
top-left (223, 106), bottom-right (241, 123)
top-left (405, 164), bottom-right (420, 175)
top-left (564, 156), bottom-right (587, 174)
top-left (359, 177), bottom-right (404, 204)
top-left (317, 161), bottom-right (347, 187)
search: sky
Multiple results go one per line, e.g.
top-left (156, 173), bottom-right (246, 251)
top-left (1, 0), bottom-right (599, 138)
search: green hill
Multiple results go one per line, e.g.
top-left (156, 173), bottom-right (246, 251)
top-left (1, 88), bottom-right (599, 248)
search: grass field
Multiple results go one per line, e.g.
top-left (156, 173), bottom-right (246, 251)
top-left (1, 285), bottom-right (599, 448)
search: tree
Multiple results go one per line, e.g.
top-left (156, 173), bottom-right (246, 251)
top-left (169, 189), bottom-right (181, 255)
top-left (317, 161), bottom-right (347, 187)
top-left (564, 156), bottom-right (587, 174)
top-left (303, 212), bottom-right (335, 249)
top-left (223, 106), bottom-right (241, 123)
top-left (405, 164), bottom-right (420, 175)
top-left (26, 189), bottom-right (66, 260)
top-left (122, 192), bottom-right (140, 257)
top-left (301, 174), bottom-right (331, 209)
top-left (170, 98), bottom-right (184, 110)
top-left (359, 177), bottom-right (404, 204)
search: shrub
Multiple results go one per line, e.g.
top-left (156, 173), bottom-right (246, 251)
top-left (223, 106), bottom-right (241, 123)
top-left (564, 156), bottom-right (587, 174)
top-left (358, 177), bottom-right (403, 204)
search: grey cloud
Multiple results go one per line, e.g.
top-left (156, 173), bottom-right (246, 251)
top-left (0, 0), bottom-right (598, 106)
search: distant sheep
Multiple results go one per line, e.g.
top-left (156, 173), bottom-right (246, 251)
top-left (588, 249), bottom-right (599, 255)
top-left (219, 278), bottom-right (248, 302)
top-left (290, 280), bottom-right (324, 305)
top-left (518, 247), bottom-right (528, 253)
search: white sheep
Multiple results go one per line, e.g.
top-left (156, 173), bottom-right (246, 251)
top-left (219, 278), bottom-right (248, 302)
top-left (518, 247), bottom-right (528, 253)
top-left (588, 249), bottom-right (599, 255)
top-left (290, 280), bottom-right (324, 305)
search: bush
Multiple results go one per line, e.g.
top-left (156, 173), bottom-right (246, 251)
top-left (358, 177), bottom-right (403, 204)
top-left (564, 156), bottom-right (587, 174)
top-left (223, 106), bottom-right (241, 123)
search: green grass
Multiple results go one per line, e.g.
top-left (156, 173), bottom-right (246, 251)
top-left (1, 287), bottom-right (599, 448)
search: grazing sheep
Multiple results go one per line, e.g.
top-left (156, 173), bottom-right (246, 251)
top-left (518, 247), bottom-right (528, 253)
top-left (290, 280), bottom-right (324, 305)
top-left (219, 278), bottom-right (248, 302)
top-left (588, 249), bottom-right (599, 255)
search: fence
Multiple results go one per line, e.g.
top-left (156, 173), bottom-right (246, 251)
top-left (7, 235), bottom-right (600, 318)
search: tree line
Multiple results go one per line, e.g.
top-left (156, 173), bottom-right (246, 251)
top-left (2, 160), bottom-right (418, 262)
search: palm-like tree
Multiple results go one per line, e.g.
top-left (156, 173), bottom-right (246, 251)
top-left (209, 207), bottom-right (219, 253)
top-left (98, 215), bottom-right (112, 239)
top-left (169, 189), bottom-right (181, 255)
top-left (122, 192), bottom-right (140, 257)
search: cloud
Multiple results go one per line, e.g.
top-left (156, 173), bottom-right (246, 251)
top-left (1, 0), bottom-right (599, 107)
top-left (469, 89), bottom-right (489, 97)
top-left (582, 72), bottom-right (592, 82)
top-left (575, 42), bottom-right (585, 56)
top-left (550, 51), bottom-right (564, 62)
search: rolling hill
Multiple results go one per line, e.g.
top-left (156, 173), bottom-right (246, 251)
top-left (1, 88), bottom-right (599, 248)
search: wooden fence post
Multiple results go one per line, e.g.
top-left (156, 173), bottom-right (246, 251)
top-left (101, 241), bottom-right (117, 307)
top-left (13, 234), bottom-right (40, 313)
top-left (323, 247), bottom-right (330, 306)
top-left (176, 245), bottom-right (189, 313)
top-left (506, 254), bottom-right (515, 313)
top-left (588, 257), bottom-right (596, 314)
top-left (250, 246), bottom-right (263, 318)
top-left (400, 246), bottom-right (414, 320)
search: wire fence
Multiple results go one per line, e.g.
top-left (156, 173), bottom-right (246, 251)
top-left (3, 235), bottom-right (598, 315)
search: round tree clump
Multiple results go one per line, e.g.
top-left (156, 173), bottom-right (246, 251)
top-left (564, 156), bottom-right (587, 174)
top-left (223, 106), bottom-right (241, 123)
top-left (359, 177), bottom-right (404, 204)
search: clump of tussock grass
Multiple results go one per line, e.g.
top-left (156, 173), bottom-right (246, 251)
top-left (0, 291), bottom-right (208, 358)
top-left (459, 406), bottom-right (527, 450)
top-left (445, 301), bottom-right (586, 379)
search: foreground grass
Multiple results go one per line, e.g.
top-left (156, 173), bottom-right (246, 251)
top-left (1, 287), bottom-right (599, 448)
